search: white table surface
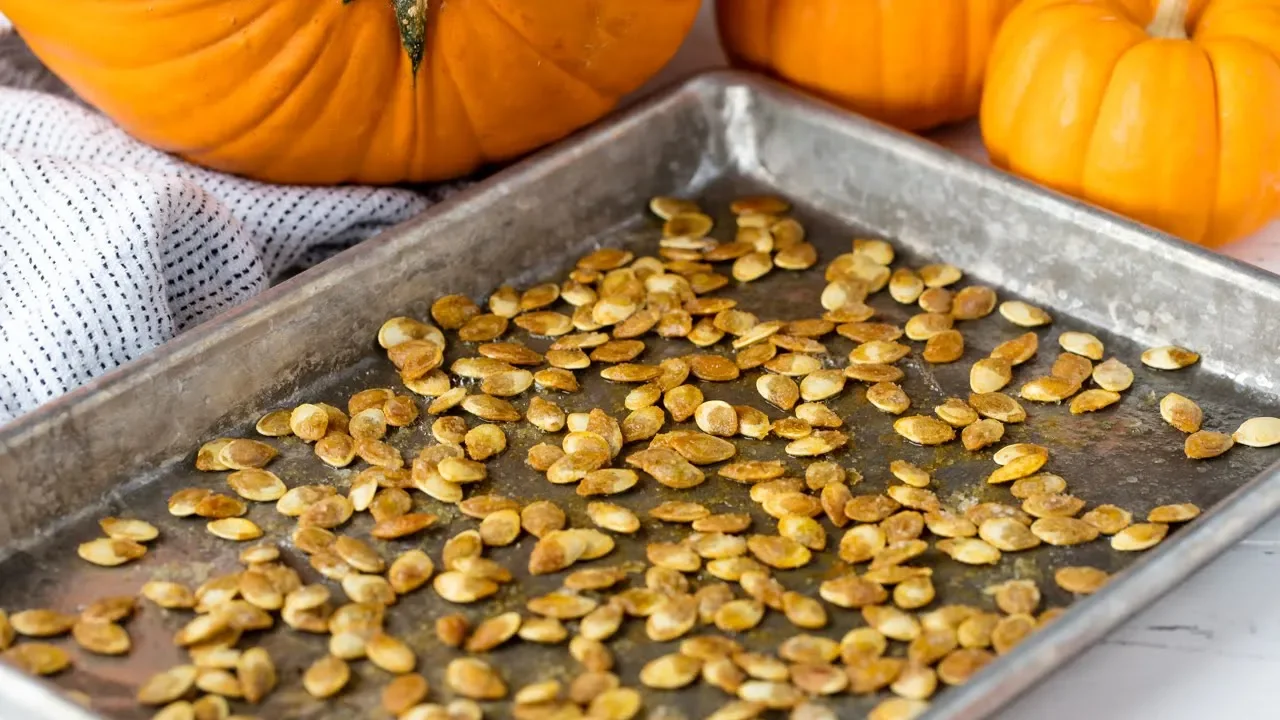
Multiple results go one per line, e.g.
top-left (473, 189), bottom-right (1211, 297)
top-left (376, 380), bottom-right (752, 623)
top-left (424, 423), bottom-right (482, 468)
top-left (636, 5), bottom-right (1280, 718)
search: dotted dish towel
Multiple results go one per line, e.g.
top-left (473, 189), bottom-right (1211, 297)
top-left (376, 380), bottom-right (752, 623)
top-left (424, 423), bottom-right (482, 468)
top-left (0, 19), bottom-right (444, 424)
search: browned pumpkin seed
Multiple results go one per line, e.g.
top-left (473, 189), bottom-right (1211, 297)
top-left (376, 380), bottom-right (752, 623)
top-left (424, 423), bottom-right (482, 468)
top-left (1111, 522), bottom-right (1169, 551)
top-left (819, 574), bottom-right (887, 608)
top-left (1030, 517), bottom-right (1099, 546)
top-left (918, 287), bottom-right (952, 314)
top-left (904, 312), bottom-right (953, 341)
top-left (1070, 389), bottom-right (1121, 414)
top-left (1160, 393), bottom-right (1203, 433)
top-left (1141, 345), bottom-right (1199, 370)
top-left (1019, 375), bottom-right (1081, 403)
top-left (991, 614), bottom-right (1036, 655)
top-left (934, 397), bottom-right (979, 427)
top-left (968, 392), bottom-right (1026, 423)
top-left (640, 653), bottom-right (702, 690)
top-left (867, 382), bottom-right (911, 415)
top-left (195, 439), bottom-right (233, 472)
top-left (959, 417), bottom-right (1003, 451)
top-left (889, 267), bottom-right (924, 304)
top-left (893, 416), bottom-right (955, 446)
top-left (1186, 431), bottom-right (1234, 459)
top-left (936, 538), bottom-right (1002, 565)
top-left (78, 537), bottom-right (147, 566)
top-left (850, 341), bottom-right (910, 365)
top-left (1010, 473), bottom-right (1067, 499)
top-left (922, 330), bottom-right (965, 364)
top-left (838, 322), bottom-right (903, 344)
top-left (99, 516), bottom-right (159, 542)
top-left (255, 409), bottom-right (293, 437)
top-left (1022, 493), bottom-right (1086, 519)
top-left (301, 655), bottom-right (350, 699)
top-left (207, 518), bottom-right (263, 542)
top-left (844, 363), bottom-right (906, 383)
top-left (1055, 566), bottom-right (1110, 594)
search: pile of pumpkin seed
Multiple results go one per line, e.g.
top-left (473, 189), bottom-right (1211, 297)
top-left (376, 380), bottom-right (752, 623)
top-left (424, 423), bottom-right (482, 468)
top-left (4, 194), bottom-right (1279, 720)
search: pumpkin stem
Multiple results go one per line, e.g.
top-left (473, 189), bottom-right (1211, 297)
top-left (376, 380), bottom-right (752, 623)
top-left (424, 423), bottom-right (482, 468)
top-left (1147, 0), bottom-right (1189, 39)
top-left (389, 0), bottom-right (428, 75)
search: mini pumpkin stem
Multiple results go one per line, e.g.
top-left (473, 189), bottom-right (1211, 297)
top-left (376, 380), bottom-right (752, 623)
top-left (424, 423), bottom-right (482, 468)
top-left (389, 0), bottom-right (428, 75)
top-left (1147, 0), bottom-right (1190, 39)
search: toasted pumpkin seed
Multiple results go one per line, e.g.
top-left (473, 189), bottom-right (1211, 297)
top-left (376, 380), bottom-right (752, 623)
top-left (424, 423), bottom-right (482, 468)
top-left (99, 516), bottom-right (159, 542)
top-left (931, 398), bottom-right (976, 428)
top-left (949, 286), bottom-right (995, 320)
top-left (78, 537), bottom-right (146, 566)
top-left (1148, 503), bottom-right (1200, 523)
top-left (1054, 566), bottom-right (1110, 594)
top-left (918, 287), bottom-right (953, 314)
top-left (1030, 517), bottom-right (1099, 546)
top-left (1186, 431), bottom-right (1234, 459)
top-left (970, 357), bottom-right (1012, 394)
top-left (968, 392), bottom-right (1026, 423)
top-left (1070, 389), bottom-right (1121, 414)
top-left (1160, 393), bottom-right (1203, 433)
top-left (302, 656), bottom-right (350, 699)
top-left (1111, 522), bottom-right (1169, 551)
top-left (1141, 345), bottom-right (1199, 370)
top-left (889, 268), bottom-right (924, 304)
top-left (904, 312), bottom-right (953, 341)
top-left (922, 330), bottom-right (965, 364)
top-left (640, 653), bottom-right (702, 690)
top-left (936, 538), bottom-right (1001, 565)
top-left (893, 416), bottom-right (955, 446)
top-left (868, 382), bottom-right (911, 414)
top-left (961, 419), bottom-right (1004, 451)
top-left (207, 518), bottom-right (263, 542)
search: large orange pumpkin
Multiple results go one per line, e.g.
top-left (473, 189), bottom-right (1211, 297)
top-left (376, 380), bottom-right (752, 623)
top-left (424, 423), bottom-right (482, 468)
top-left (981, 0), bottom-right (1280, 246)
top-left (0, 0), bottom-right (699, 185)
top-left (716, 0), bottom-right (1023, 131)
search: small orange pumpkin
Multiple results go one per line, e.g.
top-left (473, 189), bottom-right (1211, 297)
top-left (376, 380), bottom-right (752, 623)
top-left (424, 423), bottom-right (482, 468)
top-left (716, 0), bottom-right (1023, 131)
top-left (981, 0), bottom-right (1280, 246)
top-left (0, 0), bottom-right (699, 185)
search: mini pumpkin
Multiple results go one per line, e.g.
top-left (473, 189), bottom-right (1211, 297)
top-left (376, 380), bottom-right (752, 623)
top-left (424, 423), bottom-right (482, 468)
top-left (716, 0), bottom-right (1023, 131)
top-left (0, 0), bottom-right (699, 185)
top-left (982, 0), bottom-right (1280, 246)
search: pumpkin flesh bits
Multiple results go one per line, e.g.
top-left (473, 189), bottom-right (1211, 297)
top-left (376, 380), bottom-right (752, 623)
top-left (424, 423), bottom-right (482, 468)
top-left (16, 192), bottom-right (1270, 720)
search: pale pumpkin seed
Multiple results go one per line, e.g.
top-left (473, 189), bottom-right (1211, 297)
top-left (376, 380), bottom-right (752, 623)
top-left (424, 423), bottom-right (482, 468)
top-left (1234, 416), bottom-right (1280, 447)
top-left (998, 301), bottom-right (1051, 327)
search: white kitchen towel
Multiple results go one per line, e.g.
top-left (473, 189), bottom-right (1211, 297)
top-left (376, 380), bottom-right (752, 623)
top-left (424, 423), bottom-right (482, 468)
top-left (0, 20), bottom-right (442, 424)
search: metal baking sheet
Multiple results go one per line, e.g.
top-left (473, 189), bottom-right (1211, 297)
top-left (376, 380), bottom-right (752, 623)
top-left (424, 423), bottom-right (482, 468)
top-left (1, 70), bottom-right (1278, 720)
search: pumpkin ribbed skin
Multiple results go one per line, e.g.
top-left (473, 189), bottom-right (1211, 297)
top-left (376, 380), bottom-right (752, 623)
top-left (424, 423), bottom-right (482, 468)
top-left (0, 0), bottom-right (699, 185)
top-left (716, 0), bottom-right (1022, 131)
top-left (981, 0), bottom-right (1280, 246)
